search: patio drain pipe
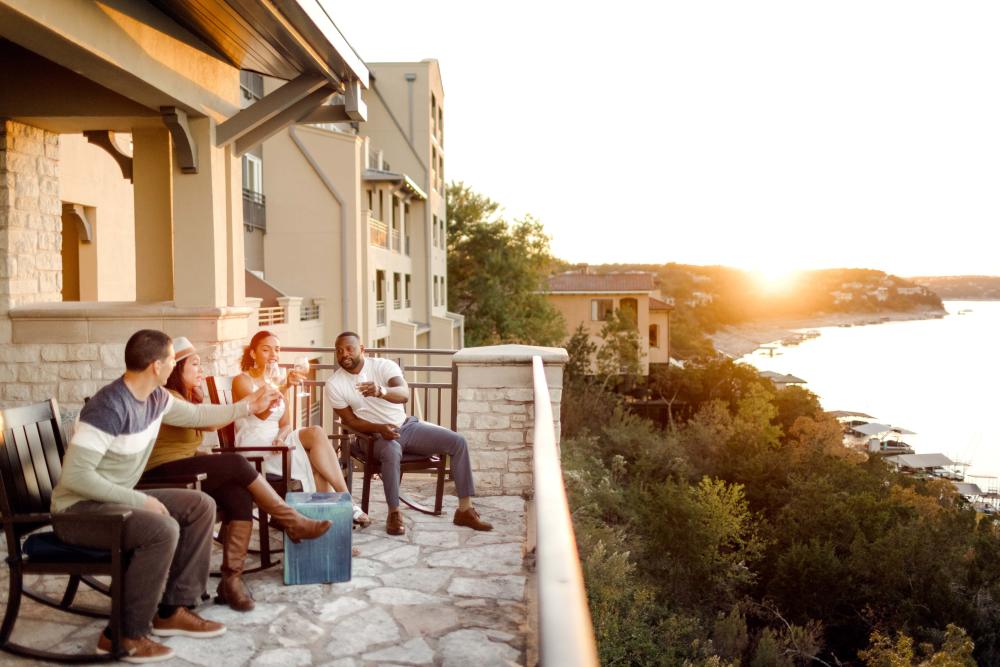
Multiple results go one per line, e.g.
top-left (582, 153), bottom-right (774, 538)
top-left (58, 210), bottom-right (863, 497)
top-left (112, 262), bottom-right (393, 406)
top-left (287, 126), bottom-right (351, 331)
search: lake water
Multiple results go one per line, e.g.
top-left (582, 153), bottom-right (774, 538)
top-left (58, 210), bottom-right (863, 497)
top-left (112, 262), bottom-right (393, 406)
top-left (740, 300), bottom-right (1000, 487)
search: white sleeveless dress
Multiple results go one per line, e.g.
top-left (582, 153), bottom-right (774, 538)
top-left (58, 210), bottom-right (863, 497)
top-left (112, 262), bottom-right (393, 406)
top-left (234, 374), bottom-right (318, 493)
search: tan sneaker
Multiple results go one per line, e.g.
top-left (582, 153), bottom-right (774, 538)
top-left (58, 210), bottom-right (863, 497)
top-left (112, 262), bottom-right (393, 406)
top-left (386, 510), bottom-right (406, 535)
top-left (96, 633), bottom-right (174, 664)
top-left (453, 507), bottom-right (493, 531)
top-left (151, 607), bottom-right (226, 638)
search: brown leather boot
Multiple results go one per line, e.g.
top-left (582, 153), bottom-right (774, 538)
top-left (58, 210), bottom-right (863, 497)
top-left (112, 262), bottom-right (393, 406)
top-left (247, 476), bottom-right (331, 543)
top-left (215, 521), bottom-right (254, 612)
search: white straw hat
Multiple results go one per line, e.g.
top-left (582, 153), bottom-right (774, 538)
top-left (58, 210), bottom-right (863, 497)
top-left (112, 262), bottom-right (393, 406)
top-left (172, 337), bottom-right (198, 363)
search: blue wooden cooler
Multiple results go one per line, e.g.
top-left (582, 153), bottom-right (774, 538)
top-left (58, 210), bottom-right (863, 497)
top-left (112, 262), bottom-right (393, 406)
top-left (283, 491), bottom-right (352, 585)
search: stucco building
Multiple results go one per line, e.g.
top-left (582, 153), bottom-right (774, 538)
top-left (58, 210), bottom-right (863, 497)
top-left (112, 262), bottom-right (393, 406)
top-left (0, 0), bottom-right (368, 413)
top-left (243, 59), bottom-right (462, 351)
top-left (545, 271), bottom-right (671, 375)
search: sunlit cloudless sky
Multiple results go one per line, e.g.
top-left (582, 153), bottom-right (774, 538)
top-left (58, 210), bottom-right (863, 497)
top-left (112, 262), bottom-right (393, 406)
top-left (329, 1), bottom-right (1000, 277)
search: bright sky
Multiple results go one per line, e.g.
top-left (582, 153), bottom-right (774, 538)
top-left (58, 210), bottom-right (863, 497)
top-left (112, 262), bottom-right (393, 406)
top-left (329, 1), bottom-right (1000, 277)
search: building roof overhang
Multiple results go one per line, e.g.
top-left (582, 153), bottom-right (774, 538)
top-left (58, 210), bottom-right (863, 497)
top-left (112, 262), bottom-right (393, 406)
top-left (0, 0), bottom-right (367, 157)
top-left (363, 169), bottom-right (428, 200)
top-left (152, 0), bottom-right (368, 88)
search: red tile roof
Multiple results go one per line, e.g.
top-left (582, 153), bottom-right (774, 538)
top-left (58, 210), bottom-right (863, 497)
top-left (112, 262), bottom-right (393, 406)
top-left (649, 297), bottom-right (673, 310)
top-left (547, 272), bottom-right (655, 293)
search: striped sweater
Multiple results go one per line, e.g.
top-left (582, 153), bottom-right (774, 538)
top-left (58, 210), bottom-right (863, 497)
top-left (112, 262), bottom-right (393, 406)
top-left (51, 377), bottom-right (253, 513)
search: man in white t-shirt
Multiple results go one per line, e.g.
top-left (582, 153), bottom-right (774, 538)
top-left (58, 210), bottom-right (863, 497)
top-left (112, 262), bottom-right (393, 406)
top-left (325, 331), bottom-right (493, 536)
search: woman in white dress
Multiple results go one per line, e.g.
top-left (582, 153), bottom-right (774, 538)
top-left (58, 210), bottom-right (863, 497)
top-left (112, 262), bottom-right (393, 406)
top-left (232, 330), bottom-right (370, 527)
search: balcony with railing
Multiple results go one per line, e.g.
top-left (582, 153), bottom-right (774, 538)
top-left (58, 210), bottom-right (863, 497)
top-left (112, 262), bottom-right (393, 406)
top-left (246, 296), bottom-right (324, 347)
top-left (0, 344), bottom-right (595, 665)
top-left (369, 216), bottom-right (388, 249)
top-left (279, 343), bottom-right (595, 666)
top-left (243, 189), bottom-right (266, 231)
top-left (390, 227), bottom-right (401, 253)
top-left (375, 300), bottom-right (386, 326)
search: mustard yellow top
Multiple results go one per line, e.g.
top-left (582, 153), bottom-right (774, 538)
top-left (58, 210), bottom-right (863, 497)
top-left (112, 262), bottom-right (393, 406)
top-left (144, 390), bottom-right (204, 471)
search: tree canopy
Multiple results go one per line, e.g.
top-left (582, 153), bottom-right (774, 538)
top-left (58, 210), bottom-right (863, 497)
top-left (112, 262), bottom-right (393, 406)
top-left (446, 182), bottom-right (565, 347)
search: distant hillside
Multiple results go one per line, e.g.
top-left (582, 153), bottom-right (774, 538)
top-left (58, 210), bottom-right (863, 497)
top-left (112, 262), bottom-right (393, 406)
top-left (910, 275), bottom-right (1000, 300)
top-left (565, 263), bottom-right (944, 358)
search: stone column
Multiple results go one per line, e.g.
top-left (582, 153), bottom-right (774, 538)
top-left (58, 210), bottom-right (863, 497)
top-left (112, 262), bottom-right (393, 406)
top-left (0, 120), bottom-right (62, 403)
top-left (453, 345), bottom-right (567, 497)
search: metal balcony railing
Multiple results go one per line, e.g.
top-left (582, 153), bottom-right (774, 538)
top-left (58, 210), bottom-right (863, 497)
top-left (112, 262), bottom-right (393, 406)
top-left (393, 298), bottom-right (402, 310)
top-left (391, 228), bottom-right (401, 253)
top-left (300, 303), bottom-right (320, 321)
top-left (282, 346), bottom-right (458, 431)
top-left (369, 218), bottom-right (388, 248)
top-left (243, 189), bottom-right (266, 231)
top-left (375, 301), bottom-right (386, 326)
top-left (257, 306), bottom-right (285, 326)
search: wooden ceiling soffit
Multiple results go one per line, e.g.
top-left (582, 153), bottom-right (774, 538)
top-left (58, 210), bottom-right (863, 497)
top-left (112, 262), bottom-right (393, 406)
top-left (161, 107), bottom-right (198, 174)
top-left (83, 131), bottom-right (134, 182)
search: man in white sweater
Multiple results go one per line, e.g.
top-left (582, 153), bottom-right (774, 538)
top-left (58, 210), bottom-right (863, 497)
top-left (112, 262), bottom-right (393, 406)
top-left (52, 330), bottom-right (279, 663)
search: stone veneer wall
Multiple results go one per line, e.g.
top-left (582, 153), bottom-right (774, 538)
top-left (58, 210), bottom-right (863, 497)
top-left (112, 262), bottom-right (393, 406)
top-left (0, 121), bottom-right (62, 334)
top-left (453, 345), bottom-right (568, 497)
top-left (0, 120), bottom-right (65, 406)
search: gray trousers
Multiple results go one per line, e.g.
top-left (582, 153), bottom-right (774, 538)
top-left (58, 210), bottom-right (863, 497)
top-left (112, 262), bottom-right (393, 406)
top-left (54, 488), bottom-right (216, 638)
top-left (374, 416), bottom-right (476, 508)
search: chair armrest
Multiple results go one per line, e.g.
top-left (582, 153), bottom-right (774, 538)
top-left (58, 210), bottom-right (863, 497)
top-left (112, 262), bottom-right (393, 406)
top-left (212, 445), bottom-right (292, 453)
top-left (137, 472), bottom-right (207, 490)
top-left (55, 510), bottom-right (133, 525)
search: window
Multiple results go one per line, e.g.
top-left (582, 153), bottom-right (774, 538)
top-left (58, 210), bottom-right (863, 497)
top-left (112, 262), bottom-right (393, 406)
top-left (242, 154), bottom-right (262, 194)
top-left (367, 189), bottom-right (373, 213)
top-left (649, 324), bottom-right (660, 348)
top-left (591, 299), bottom-right (613, 321)
top-left (404, 274), bottom-right (411, 307)
top-left (439, 218), bottom-right (446, 248)
top-left (432, 214), bottom-right (438, 246)
top-left (620, 298), bottom-right (639, 326)
top-left (393, 272), bottom-right (402, 309)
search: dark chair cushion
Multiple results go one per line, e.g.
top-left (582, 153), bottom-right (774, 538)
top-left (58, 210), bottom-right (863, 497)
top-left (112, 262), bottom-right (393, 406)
top-left (24, 531), bottom-right (111, 563)
top-left (265, 473), bottom-right (303, 493)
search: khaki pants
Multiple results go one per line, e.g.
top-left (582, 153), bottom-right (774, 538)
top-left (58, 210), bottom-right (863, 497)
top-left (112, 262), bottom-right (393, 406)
top-left (54, 488), bottom-right (216, 638)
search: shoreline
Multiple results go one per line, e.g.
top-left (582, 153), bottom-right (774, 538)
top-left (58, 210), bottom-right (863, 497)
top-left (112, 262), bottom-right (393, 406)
top-left (710, 307), bottom-right (947, 358)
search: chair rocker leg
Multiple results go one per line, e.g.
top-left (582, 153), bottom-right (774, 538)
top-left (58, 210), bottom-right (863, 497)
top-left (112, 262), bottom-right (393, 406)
top-left (1, 570), bottom-right (115, 663)
top-left (80, 575), bottom-right (111, 596)
top-left (23, 584), bottom-right (109, 619)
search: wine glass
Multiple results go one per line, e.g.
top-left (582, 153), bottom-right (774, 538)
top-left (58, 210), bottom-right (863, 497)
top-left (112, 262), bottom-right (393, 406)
top-left (264, 360), bottom-right (285, 390)
top-left (293, 356), bottom-right (311, 399)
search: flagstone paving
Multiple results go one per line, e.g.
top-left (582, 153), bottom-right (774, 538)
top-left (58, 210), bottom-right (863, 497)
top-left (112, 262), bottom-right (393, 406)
top-left (0, 479), bottom-right (531, 666)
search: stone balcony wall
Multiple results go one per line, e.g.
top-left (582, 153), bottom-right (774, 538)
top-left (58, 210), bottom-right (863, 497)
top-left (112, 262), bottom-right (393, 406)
top-left (2, 302), bottom-right (252, 417)
top-left (453, 345), bottom-right (567, 497)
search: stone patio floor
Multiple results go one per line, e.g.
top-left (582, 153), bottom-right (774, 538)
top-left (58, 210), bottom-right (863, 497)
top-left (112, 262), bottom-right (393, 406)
top-left (0, 478), bottom-right (533, 666)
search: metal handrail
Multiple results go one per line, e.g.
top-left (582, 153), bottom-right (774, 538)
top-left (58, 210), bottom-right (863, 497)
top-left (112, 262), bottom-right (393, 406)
top-left (280, 347), bottom-right (458, 431)
top-left (531, 356), bottom-right (599, 666)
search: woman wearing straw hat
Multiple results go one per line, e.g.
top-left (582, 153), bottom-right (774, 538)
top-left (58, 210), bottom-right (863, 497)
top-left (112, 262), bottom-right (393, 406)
top-left (143, 336), bottom-right (333, 612)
